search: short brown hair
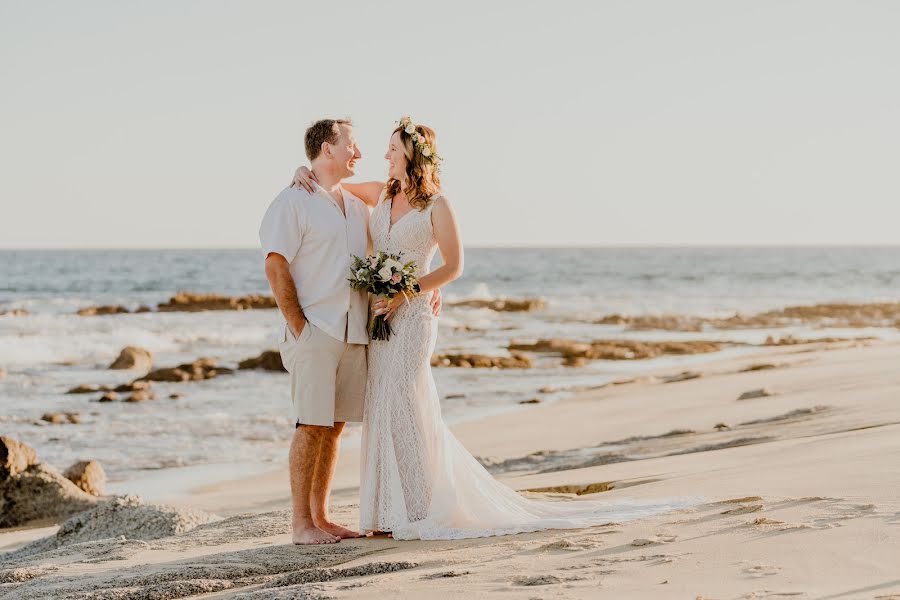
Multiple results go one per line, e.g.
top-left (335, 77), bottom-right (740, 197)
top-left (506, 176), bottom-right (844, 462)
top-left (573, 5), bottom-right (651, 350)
top-left (304, 118), bottom-right (353, 161)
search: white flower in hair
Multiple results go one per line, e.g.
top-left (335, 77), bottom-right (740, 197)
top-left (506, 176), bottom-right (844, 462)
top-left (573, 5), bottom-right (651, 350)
top-left (421, 146), bottom-right (432, 157)
top-left (405, 124), bottom-right (416, 134)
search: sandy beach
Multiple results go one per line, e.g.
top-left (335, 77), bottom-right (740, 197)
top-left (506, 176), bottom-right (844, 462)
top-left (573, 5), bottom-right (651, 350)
top-left (3, 336), bottom-right (898, 599)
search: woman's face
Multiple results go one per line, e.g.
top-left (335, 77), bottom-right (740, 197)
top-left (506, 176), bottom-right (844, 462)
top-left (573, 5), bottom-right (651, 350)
top-left (384, 131), bottom-right (409, 182)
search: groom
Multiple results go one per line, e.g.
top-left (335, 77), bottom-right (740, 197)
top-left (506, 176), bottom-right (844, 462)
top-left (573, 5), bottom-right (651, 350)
top-left (260, 118), bottom-right (439, 544)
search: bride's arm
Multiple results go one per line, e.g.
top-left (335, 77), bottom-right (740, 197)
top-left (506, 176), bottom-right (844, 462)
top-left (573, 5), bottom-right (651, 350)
top-left (343, 181), bottom-right (387, 208)
top-left (415, 197), bottom-right (464, 294)
top-left (292, 166), bottom-right (384, 208)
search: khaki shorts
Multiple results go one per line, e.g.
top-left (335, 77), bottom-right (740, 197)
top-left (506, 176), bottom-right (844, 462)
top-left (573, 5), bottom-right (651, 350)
top-left (278, 322), bottom-right (366, 427)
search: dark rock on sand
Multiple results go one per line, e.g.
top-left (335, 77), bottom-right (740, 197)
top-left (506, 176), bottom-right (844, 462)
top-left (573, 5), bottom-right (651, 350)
top-left (137, 358), bottom-right (233, 383)
top-left (430, 353), bottom-right (533, 369)
top-left (238, 350), bottom-right (286, 372)
top-left (660, 371), bottom-right (702, 384)
top-left (1, 436), bottom-right (38, 479)
top-left (76, 305), bottom-right (130, 316)
top-left (518, 398), bottom-right (542, 404)
top-left (157, 292), bottom-right (277, 312)
top-left (63, 460), bottom-right (106, 496)
top-left (67, 383), bottom-right (109, 394)
top-left (108, 346), bottom-right (153, 371)
top-left (96, 391), bottom-right (120, 403)
top-left (737, 388), bottom-right (775, 400)
top-left (0, 463), bottom-right (99, 528)
top-left (449, 298), bottom-right (546, 312)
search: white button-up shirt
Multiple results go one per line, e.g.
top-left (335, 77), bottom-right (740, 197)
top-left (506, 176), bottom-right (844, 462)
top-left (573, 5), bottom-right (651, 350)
top-left (259, 184), bottom-right (370, 345)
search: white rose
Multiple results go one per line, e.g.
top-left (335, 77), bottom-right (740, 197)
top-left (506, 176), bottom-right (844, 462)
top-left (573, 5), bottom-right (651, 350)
top-left (378, 266), bottom-right (393, 281)
top-left (356, 268), bottom-right (367, 278)
top-left (422, 146), bottom-right (432, 157)
top-left (405, 124), bottom-right (416, 134)
top-left (384, 258), bottom-right (403, 271)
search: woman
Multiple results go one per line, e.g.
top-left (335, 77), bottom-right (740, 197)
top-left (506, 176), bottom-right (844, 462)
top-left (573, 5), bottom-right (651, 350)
top-left (293, 117), bottom-right (692, 540)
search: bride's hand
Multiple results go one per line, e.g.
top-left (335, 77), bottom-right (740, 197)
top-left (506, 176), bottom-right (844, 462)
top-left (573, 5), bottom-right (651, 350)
top-left (292, 166), bottom-right (317, 193)
top-left (372, 296), bottom-right (401, 321)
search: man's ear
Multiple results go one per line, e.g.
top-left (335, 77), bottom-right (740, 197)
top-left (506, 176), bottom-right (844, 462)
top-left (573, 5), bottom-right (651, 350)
top-left (320, 142), bottom-right (331, 159)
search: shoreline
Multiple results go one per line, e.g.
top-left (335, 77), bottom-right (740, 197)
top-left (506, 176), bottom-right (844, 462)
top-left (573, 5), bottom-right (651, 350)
top-left (2, 338), bottom-right (899, 597)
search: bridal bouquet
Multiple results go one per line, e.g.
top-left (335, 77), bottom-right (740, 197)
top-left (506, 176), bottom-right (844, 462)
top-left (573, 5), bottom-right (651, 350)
top-left (348, 252), bottom-right (419, 341)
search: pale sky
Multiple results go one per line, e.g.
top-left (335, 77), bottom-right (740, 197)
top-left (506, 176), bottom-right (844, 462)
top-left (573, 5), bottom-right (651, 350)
top-left (1, 1), bottom-right (898, 248)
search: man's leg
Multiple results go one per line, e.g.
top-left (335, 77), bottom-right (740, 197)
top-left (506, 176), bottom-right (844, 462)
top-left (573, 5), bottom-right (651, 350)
top-left (290, 424), bottom-right (339, 544)
top-left (310, 421), bottom-right (362, 538)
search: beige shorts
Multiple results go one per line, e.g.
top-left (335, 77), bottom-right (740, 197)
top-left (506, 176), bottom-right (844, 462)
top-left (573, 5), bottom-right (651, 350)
top-left (278, 322), bottom-right (366, 427)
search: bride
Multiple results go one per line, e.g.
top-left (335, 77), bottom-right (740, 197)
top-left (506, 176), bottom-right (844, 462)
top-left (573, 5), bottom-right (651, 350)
top-left (293, 117), bottom-right (691, 540)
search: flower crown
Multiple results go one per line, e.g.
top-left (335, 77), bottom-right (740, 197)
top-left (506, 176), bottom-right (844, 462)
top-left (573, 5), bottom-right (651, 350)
top-left (399, 116), bottom-right (443, 173)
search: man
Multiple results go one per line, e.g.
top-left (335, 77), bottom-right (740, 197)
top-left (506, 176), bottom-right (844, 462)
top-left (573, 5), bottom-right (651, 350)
top-left (260, 118), bottom-right (439, 544)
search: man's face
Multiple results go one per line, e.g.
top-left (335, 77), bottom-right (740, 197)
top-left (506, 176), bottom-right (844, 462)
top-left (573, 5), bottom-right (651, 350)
top-left (329, 124), bottom-right (362, 178)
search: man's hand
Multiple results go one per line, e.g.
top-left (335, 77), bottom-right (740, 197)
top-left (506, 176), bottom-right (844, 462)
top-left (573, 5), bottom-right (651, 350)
top-left (430, 288), bottom-right (442, 317)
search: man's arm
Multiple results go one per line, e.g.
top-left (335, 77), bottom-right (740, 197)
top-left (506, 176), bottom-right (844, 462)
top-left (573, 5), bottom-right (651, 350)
top-left (265, 253), bottom-right (306, 338)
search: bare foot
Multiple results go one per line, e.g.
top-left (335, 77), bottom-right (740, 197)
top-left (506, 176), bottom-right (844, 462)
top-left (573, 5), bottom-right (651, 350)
top-left (369, 530), bottom-right (393, 538)
top-left (293, 525), bottom-right (340, 545)
top-left (316, 521), bottom-right (364, 539)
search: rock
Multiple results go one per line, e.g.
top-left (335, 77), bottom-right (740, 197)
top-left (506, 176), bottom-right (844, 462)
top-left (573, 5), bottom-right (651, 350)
top-left (67, 383), bottom-right (108, 394)
top-left (157, 292), bottom-right (277, 312)
top-left (737, 388), bottom-right (774, 401)
top-left (0, 309), bottom-right (30, 317)
top-left (539, 385), bottom-right (557, 393)
top-left (63, 460), bottom-right (106, 496)
top-left (518, 398), bottom-right (541, 404)
top-left (661, 371), bottom-right (702, 384)
top-left (1, 436), bottom-right (38, 480)
top-left (631, 538), bottom-right (656, 546)
top-left (40, 412), bottom-right (81, 425)
top-left (0, 463), bottom-right (99, 527)
top-left (169, 393), bottom-right (182, 400)
top-left (137, 358), bottom-right (232, 383)
top-left (714, 422), bottom-right (731, 431)
top-left (113, 380), bottom-right (153, 393)
top-left (509, 338), bottom-right (724, 364)
top-left (0, 367), bottom-right (6, 379)
top-left (430, 353), bottom-right (533, 369)
top-left (76, 305), bottom-right (130, 316)
top-left (238, 350), bottom-right (286, 372)
top-left (125, 390), bottom-right (157, 402)
top-left (134, 305), bottom-right (152, 313)
top-left (740, 363), bottom-right (777, 372)
top-left (108, 346), bottom-right (153, 371)
top-left (449, 298), bottom-right (546, 312)
top-left (96, 391), bottom-right (120, 403)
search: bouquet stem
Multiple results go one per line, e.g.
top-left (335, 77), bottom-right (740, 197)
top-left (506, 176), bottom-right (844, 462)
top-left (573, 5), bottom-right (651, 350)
top-left (370, 314), bottom-right (392, 341)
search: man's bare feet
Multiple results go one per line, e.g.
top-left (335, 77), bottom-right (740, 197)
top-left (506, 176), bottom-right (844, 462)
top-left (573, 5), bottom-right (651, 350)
top-left (292, 525), bottom-right (340, 545)
top-left (316, 521), bottom-right (364, 539)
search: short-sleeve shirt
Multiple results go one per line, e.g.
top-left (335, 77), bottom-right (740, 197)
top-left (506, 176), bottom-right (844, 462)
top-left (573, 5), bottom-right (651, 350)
top-left (259, 185), bottom-right (370, 345)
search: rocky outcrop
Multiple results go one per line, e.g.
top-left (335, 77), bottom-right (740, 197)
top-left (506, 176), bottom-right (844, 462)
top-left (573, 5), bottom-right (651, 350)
top-left (157, 292), bottom-right (277, 312)
top-left (238, 350), bottom-right (286, 372)
top-left (0, 309), bottom-right (29, 317)
top-left (1, 436), bottom-right (38, 479)
top-left (108, 346), bottom-right (153, 371)
top-left (763, 334), bottom-right (875, 346)
top-left (430, 353), bottom-right (533, 369)
top-left (449, 298), bottom-right (545, 312)
top-left (0, 438), bottom-right (104, 528)
top-left (137, 358), bottom-right (233, 383)
top-left (0, 463), bottom-right (100, 528)
top-left (508, 338), bottom-right (724, 366)
top-left (67, 383), bottom-right (107, 394)
top-left (63, 460), bottom-right (106, 496)
top-left (124, 390), bottom-right (157, 402)
top-left (77, 305), bottom-right (131, 316)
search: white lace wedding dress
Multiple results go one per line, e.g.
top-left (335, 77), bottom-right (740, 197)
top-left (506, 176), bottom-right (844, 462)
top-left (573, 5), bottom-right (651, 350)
top-left (359, 192), bottom-right (694, 540)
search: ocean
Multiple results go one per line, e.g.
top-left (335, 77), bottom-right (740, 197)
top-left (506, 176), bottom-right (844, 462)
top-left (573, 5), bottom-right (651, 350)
top-left (1, 247), bottom-right (898, 496)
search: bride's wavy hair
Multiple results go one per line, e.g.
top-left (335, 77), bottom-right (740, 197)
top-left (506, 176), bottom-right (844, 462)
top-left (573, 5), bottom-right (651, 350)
top-left (385, 123), bottom-right (441, 211)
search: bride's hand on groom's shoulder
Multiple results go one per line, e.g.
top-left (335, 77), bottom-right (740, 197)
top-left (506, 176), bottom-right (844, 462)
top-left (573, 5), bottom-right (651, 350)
top-left (291, 166), bottom-right (317, 193)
